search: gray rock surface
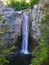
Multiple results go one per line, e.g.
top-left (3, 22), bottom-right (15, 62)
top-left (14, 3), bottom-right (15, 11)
top-left (0, 0), bottom-right (42, 48)
top-left (0, 1), bottom-right (22, 47)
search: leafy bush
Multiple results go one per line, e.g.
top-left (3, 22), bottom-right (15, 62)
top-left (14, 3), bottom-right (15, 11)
top-left (8, 1), bottom-right (22, 11)
top-left (32, 14), bottom-right (49, 65)
top-left (8, 0), bottom-right (28, 10)
top-left (21, 0), bottom-right (29, 10)
top-left (0, 54), bottom-right (9, 65)
top-left (0, 15), bottom-right (17, 65)
top-left (30, 0), bottom-right (39, 8)
top-left (7, 0), bottom-right (39, 10)
top-left (0, 46), bottom-right (16, 65)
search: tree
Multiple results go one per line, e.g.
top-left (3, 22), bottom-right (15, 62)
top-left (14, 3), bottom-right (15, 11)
top-left (30, 0), bottom-right (39, 8)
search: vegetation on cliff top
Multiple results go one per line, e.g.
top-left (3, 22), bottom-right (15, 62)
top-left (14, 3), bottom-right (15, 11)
top-left (7, 0), bottom-right (39, 10)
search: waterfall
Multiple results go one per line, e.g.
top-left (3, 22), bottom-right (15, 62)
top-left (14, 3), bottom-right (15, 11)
top-left (21, 12), bottom-right (30, 54)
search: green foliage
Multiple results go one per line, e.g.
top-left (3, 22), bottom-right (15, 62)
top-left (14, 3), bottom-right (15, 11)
top-left (7, 0), bottom-right (39, 10)
top-left (2, 20), bottom-right (7, 24)
top-left (21, 0), bottom-right (29, 10)
top-left (8, 0), bottom-right (28, 10)
top-left (2, 46), bottom-right (16, 55)
top-left (0, 46), bottom-right (16, 65)
top-left (0, 54), bottom-right (9, 65)
top-left (0, 14), bottom-right (3, 21)
top-left (30, 0), bottom-right (39, 8)
top-left (14, 1), bottom-right (21, 11)
top-left (32, 14), bottom-right (49, 65)
top-left (12, 0), bottom-right (29, 10)
top-left (0, 15), bottom-right (11, 33)
top-left (9, 1), bottom-right (22, 11)
top-left (0, 14), bottom-right (16, 65)
top-left (41, 14), bottom-right (49, 24)
top-left (0, 14), bottom-right (7, 24)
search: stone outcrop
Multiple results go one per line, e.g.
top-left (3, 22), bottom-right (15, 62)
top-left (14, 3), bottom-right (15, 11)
top-left (0, 0), bottom-right (41, 49)
top-left (0, 1), bottom-right (22, 48)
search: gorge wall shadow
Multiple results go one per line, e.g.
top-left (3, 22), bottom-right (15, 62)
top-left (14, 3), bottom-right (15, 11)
top-left (5, 12), bottom-right (39, 65)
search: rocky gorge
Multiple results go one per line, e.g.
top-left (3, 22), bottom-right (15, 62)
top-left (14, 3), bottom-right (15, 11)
top-left (0, 0), bottom-right (42, 50)
top-left (0, 0), bottom-right (49, 65)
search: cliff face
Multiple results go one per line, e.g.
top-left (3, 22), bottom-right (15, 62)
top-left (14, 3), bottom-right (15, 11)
top-left (0, 1), bottom-right (41, 49)
top-left (0, 1), bottom-right (22, 48)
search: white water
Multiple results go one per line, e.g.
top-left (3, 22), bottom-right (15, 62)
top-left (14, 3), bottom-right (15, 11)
top-left (20, 5), bottom-right (41, 54)
top-left (21, 12), bottom-right (30, 54)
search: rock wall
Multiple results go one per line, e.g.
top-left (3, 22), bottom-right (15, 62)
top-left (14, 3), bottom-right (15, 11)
top-left (0, 0), bottom-right (41, 49)
top-left (0, 4), bottom-right (22, 48)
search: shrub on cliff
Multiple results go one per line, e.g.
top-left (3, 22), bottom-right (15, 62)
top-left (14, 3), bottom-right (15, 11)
top-left (30, 0), bottom-right (39, 8)
top-left (32, 14), bottom-right (49, 65)
top-left (7, 0), bottom-right (39, 10)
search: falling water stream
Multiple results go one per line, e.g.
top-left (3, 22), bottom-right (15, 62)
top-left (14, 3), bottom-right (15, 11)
top-left (21, 12), bottom-right (30, 54)
top-left (6, 6), bottom-right (41, 65)
top-left (20, 6), bottom-right (40, 54)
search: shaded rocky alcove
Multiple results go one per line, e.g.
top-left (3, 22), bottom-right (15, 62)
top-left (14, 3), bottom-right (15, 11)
top-left (5, 11), bottom-right (39, 65)
top-left (5, 51), bottom-right (33, 65)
